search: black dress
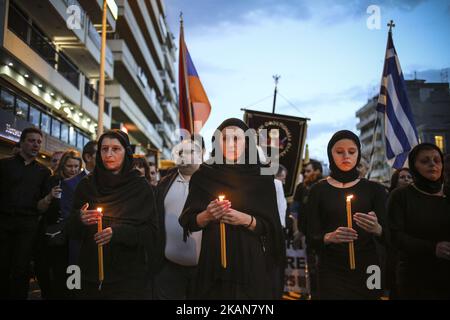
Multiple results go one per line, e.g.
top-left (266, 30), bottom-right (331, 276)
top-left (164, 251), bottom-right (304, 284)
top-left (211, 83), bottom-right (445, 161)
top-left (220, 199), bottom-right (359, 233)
top-left (306, 179), bottom-right (387, 299)
top-left (179, 163), bottom-right (285, 300)
top-left (387, 185), bottom-right (450, 299)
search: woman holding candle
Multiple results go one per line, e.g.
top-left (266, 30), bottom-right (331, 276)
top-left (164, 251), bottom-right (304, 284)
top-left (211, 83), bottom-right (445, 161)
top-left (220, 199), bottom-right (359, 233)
top-left (179, 118), bottom-right (285, 299)
top-left (306, 130), bottom-right (387, 299)
top-left (387, 143), bottom-right (450, 299)
top-left (66, 130), bottom-right (158, 299)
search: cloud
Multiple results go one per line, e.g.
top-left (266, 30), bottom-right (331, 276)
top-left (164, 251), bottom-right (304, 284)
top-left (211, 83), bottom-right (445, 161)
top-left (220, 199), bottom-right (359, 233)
top-left (165, 0), bottom-right (312, 31)
top-left (274, 85), bottom-right (369, 162)
top-left (166, 0), bottom-right (428, 33)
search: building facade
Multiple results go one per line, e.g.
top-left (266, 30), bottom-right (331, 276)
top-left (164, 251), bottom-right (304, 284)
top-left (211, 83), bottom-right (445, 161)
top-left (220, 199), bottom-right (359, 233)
top-left (356, 79), bottom-right (450, 183)
top-left (105, 0), bottom-right (178, 160)
top-left (0, 0), bottom-right (178, 163)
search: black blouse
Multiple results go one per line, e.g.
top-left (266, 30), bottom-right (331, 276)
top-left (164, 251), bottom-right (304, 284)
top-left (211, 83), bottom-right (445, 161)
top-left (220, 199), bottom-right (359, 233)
top-left (387, 184), bottom-right (450, 297)
top-left (306, 179), bottom-right (387, 271)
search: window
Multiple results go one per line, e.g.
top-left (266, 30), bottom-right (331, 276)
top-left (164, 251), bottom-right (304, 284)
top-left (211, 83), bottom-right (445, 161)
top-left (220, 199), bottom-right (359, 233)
top-left (51, 117), bottom-right (61, 139)
top-left (435, 135), bottom-right (445, 152)
top-left (76, 131), bottom-right (84, 148)
top-left (15, 97), bottom-right (29, 121)
top-left (29, 105), bottom-right (41, 127)
top-left (60, 123), bottom-right (69, 144)
top-left (41, 113), bottom-right (50, 134)
top-left (0, 89), bottom-right (15, 112)
top-left (69, 126), bottom-right (76, 146)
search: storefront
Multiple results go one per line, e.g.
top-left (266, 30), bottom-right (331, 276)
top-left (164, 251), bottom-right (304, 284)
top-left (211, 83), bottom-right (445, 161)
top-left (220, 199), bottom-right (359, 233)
top-left (0, 79), bottom-right (93, 160)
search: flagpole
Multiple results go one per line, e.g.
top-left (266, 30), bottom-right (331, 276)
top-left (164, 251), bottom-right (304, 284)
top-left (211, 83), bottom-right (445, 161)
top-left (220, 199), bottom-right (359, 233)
top-left (272, 75), bottom-right (280, 114)
top-left (179, 13), bottom-right (194, 134)
top-left (367, 20), bottom-right (395, 180)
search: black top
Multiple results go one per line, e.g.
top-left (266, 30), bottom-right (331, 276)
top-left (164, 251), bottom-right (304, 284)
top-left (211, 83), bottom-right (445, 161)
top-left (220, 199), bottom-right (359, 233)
top-left (293, 177), bottom-right (322, 234)
top-left (387, 185), bottom-right (450, 294)
top-left (0, 154), bottom-right (51, 217)
top-left (66, 130), bottom-right (158, 285)
top-left (306, 179), bottom-right (387, 271)
top-left (179, 163), bottom-right (285, 299)
top-left (43, 175), bottom-right (63, 225)
top-left (67, 174), bottom-right (158, 284)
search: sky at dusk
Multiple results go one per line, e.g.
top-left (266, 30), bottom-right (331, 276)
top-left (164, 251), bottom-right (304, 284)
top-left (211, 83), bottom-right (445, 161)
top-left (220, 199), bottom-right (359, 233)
top-left (164, 0), bottom-right (450, 166)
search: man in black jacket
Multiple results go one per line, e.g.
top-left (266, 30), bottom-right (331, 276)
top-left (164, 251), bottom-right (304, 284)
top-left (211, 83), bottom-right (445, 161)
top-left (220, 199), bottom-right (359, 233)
top-left (153, 135), bottom-right (204, 299)
top-left (0, 128), bottom-right (53, 299)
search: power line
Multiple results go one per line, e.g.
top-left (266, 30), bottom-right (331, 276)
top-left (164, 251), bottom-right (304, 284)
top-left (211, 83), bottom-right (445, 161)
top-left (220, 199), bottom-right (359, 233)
top-left (277, 91), bottom-right (309, 118)
top-left (242, 94), bottom-right (274, 110)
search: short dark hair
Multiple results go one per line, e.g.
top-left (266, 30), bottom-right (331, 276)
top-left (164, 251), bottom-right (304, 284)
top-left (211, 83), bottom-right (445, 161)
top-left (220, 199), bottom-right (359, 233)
top-left (190, 134), bottom-right (206, 150)
top-left (276, 164), bottom-right (287, 176)
top-left (133, 156), bottom-right (151, 182)
top-left (306, 159), bottom-right (323, 174)
top-left (82, 140), bottom-right (97, 162)
top-left (20, 127), bottom-right (43, 142)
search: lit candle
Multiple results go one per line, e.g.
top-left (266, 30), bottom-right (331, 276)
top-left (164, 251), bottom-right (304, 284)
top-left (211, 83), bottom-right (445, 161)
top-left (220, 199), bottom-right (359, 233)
top-left (218, 195), bottom-right (227, 269)
top-left (97, 207), bottom-right (104, 288)
top-left (346, 196), bottom-right (356, 270)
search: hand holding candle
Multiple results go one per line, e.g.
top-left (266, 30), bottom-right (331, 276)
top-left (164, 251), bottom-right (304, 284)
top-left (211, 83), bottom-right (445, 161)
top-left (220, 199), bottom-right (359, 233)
top-left (346, 195), bottom-right (356, 270)
top-left (218, 195), bottom-right (227, 269)
top-left (96, 207), bottom-right (104, 288)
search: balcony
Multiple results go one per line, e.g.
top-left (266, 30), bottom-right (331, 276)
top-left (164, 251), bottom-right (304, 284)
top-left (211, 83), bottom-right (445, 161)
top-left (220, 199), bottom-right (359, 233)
top-left (106, 84), bottom-right (163, 149)
top-left (129, 0), bottom-right (165, 70)
top-left (13, 0), bottom-right (113, 79)
top-left (161, 100), bottom-right (178, 127)
top-left (7, 3), bottom-right (81, 88)
top-left (107, 39), bottom-right (163, 123)
top-left (78, 0), bottom-right (117, 32)
top-left (115, 0), bottom-right (164, 96)
top-left (356, 112), bottom-right (377, 130)
top-left (84, 80), bottom-right (110, 116)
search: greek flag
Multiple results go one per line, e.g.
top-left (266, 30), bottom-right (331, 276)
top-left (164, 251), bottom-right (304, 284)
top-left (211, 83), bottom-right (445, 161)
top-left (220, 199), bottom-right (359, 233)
top-left (376, 31), bottom-right (418, 169)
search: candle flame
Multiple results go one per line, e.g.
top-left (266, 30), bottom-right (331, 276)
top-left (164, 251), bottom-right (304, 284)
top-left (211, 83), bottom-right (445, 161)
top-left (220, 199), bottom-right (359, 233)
top-left (218, 195), bottom-right (225, 201)
top-left (346, 195), bottom-right (354, 201)
top-left (97, 207), bottom-right (103, 213)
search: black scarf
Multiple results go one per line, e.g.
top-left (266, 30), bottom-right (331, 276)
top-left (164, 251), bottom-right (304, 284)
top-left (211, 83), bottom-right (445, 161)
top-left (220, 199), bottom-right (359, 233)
top-left (327, 130), bottom-right (361, 183)
top-left (408, 143), bottom-right (444, 194)
top-left (80, 130), bottom-right (154, 226)
top-left (209, 118), bottom-right (260, 167)
top-left (179, 119), bottom-right (285, 297)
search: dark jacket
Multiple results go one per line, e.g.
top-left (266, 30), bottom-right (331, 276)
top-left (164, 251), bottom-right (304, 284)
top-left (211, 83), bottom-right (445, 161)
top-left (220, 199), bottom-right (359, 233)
top-left (154, 167), bottom-right (179, 272)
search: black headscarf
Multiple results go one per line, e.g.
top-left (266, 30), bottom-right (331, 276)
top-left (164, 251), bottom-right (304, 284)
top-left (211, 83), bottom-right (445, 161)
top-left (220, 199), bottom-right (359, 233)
top-left (327, 130), bottom-right (362, 183)
top-left (209, 117), bottom-right (261, 170)
top-left (408, 143), bottom-right (444, 194)
top-left (69, 130), bottom-right (157, 284)
top-left (179, 118), bottom-right (285, 298)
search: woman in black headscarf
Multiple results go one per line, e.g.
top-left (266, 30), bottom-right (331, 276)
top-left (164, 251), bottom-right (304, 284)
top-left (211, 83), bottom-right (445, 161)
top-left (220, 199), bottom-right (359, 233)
top-left (389, 168), bottom-right (413, 193)
top-left (306, 130), bottom-right (387, 299)
top-left (66, 130), bottom-right (158, 299)
top-left (388, 143), bottom-right (450, 299)
top-left (179, 118), bottom-right (285, 299)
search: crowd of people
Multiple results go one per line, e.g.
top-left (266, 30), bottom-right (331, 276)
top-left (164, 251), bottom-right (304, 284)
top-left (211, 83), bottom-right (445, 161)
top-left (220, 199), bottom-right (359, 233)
top-left (0, 120), bottom-right (449, 300)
